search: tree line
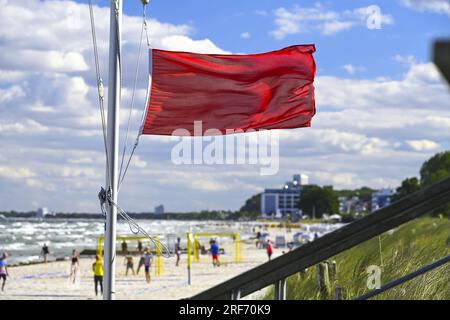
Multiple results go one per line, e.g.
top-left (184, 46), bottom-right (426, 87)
top-left (239, 151), bottom-right (450, 220)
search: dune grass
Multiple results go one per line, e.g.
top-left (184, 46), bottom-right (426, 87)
top-left (264, 217), bottom-right (450, 300)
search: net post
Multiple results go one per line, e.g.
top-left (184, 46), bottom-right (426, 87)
top-left (97, 236), bottom-right (104, 258)
top-left (193, 233), bottom-right (199, 262)
top-left (187, 232), bottom-right (191, 285)
top-left (156, 236), bottom-right (162, 276)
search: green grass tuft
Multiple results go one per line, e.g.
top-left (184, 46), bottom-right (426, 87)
top-left (264, 217), bottom-right (450, 300)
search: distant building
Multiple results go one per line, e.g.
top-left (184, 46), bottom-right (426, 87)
top-left (339, 196), bottom-right (350, 214)
top-left (293, 174), bottom-right (309, 186)
top-left (154, 204), bottom-right (165, 215)
top-left (339, 196), bottom-right (370, 216)
top-left (261, 174), bottom-right (308, 218)
top-left (35, 207), bottom-right (50, 218)
top-left (371, 188), bottom-right (395, 212)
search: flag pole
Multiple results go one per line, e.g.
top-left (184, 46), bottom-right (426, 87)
top-left (104, 0), bottom-right (122, 300)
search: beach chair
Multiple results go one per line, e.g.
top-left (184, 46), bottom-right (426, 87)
top-left (275, 235), bottom-right (286, 248)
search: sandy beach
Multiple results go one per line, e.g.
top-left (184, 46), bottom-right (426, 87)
top-left (1, 240), bottom-right (279, 300)
top-left (1, 219), bottom-right (343, 300)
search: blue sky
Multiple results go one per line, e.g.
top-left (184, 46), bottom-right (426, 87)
top-left (0, 0), bottom-right (449, 213)
top-left (76, 0), bottom-right (450, 79)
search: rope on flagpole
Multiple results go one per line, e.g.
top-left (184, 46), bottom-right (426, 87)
top-left (117, 2), bottom-right (152, 191)
top-left (89, 0), bottom-right (112, 190)
top-left (98, 187), bottom-right (171, 258)
top-left (118, 2), bottom-right (148, 187)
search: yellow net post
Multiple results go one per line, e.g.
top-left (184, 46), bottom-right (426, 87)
top-left (155, 236), bottom-right (162, 276)
top-left (97, 236), bottom-right (104, 257)
top-left (193, 233), bottom-right (199, 263)
top-left (187, 232), bottom-right (191, 285)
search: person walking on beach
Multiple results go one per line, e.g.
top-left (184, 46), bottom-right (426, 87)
top-left (121, 240), bottom-right (128, 254)
top-left (144, 248), bottom-right (153, 283)
top-left (175, 237), bottom-right (181, 267)
top-left (137, 240), bottom-right (143, 254)
top-left (124, 251), bottom-right (135, 276)
top-left (41, 243), bottom-right (50, 263)
top-left (255, 231), bottom-right (261, 249)
top-left (266, 240), bottom-right (273, 261)
top-left (92, 255), bottom-right (103, 296)
top-left (136, 254), bottom-right (145, 275)
top-left (210, 239), bottom-right (221, 268)
top-left (0, 252), bottom-right (9, 292)
top-left (70, 249), bottom-right (80, 284)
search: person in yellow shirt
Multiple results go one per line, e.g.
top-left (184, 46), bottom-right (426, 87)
top-left (92, 255), bottom-right (104, 296)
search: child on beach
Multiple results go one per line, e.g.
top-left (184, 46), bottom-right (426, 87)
top-left (0, 252), bottom-right (9, 291)
top-left (144, 248), bottom-right (153, 283)
top-left (266, 240), bottom-right (273, 261)
top-left (136, 254), bottom-right (145, 275)
top-left (175, 237), bottom-right (181, 267)
top-left (125, 252), bottom-right (135, 276)
top-left (69, 249), bottom-right (80, 284)
top-left (92, 255), bottom-right (104, 296)
top-left (210, 239), bottom-right (220, 268)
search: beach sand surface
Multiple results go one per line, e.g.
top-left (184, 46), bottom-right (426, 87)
top-left (1, 241), bottom-right (280, 300)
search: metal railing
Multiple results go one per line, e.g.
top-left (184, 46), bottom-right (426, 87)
top-left (354, 254), bottom-right (450, 300)
top-left (190, 177), bottom-right (450, 300)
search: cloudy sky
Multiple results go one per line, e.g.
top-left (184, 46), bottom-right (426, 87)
top-left (0, 0), bottom-right (449, 213)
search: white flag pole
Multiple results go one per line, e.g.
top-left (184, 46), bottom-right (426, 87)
top-left (104, 0), bottom-right (122, 300)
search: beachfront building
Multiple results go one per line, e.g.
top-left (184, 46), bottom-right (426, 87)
top-left (154, 204), bottom-right (165, 215)
top-left (339, 195), bottom-right (370, 216)
top-left (371, 188), bottom-right (395, 212)
top-left (34, 207), bottom-right (50, 218)
top-left (260, 174), bottom-right (308, 218)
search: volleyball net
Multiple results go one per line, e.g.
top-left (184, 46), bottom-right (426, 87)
top-left (96, 235), bottom-right (164, 276)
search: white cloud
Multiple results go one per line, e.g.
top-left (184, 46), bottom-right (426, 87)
top-left (0, 166), bottom-right (35, 179)
top-left (399, 0), bottom-right (450, 15)
top-left (0, 70), bottom-right (29, 83)
top-left (271, 4), bottom-right (394, 39)
top-left (240, 32), bottom-right (251, 39)
top-left (280, 129), bottom-right (391, 156)
top-left (158, 35), bottom-right (228, 54)
top-left (316, 62), bottom-right (448, 111)
top-left (26, 178), bottom-right (55, 191)
top-left (322, 21), bottom-right (354, 35)
top-left (394, 54), bottom-right (417, 65)
top-left (0, 50), bottom-right (89, 73)
top-left (0, 85), bottom-right (25, 103)
top-left (0, 119), bottom-right (49, 134)
top-left (405, 140), bottom-right (440, 151)
top-left (341, 64), bottom-right (366, 75)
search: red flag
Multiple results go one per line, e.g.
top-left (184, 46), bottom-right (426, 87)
top-left (142, 45), bottom-right (316, 136)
